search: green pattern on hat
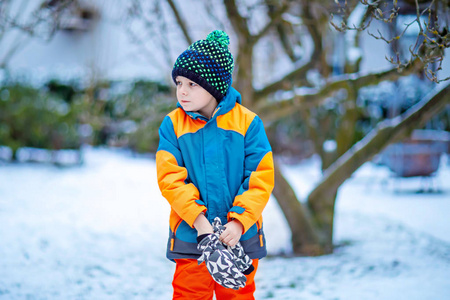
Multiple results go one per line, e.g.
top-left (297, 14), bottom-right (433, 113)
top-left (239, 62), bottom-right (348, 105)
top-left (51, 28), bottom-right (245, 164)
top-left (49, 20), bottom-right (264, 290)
top-left (172, 30), bottom-right (234, 100)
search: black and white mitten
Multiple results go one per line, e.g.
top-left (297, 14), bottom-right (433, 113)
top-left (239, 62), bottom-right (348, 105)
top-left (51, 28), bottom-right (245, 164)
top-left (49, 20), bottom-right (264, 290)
top-left (211, 217), bottom-right (254, 275)
top-left (197, 232), bottom-right (247, 290)
top-left (228, 242), bottom-right (254, 275)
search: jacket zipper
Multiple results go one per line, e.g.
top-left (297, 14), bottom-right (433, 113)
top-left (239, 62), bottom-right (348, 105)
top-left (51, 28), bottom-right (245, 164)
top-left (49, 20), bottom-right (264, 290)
top-left (211, 106), bottom-right (221, 118)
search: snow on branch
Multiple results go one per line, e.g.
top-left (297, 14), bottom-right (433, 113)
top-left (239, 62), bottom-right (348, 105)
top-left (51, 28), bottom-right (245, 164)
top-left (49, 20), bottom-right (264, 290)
top-left (256, 58), bottom-right (423, 123)
top-left (307, 80), bottom-right (450, 207)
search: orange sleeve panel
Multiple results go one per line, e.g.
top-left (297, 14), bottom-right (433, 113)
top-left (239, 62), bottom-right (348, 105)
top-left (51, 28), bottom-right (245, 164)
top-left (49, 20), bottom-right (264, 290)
top-left (156, 150), bottom-right (206, 227)
top-left (228, 151), bottom-right (274, 233)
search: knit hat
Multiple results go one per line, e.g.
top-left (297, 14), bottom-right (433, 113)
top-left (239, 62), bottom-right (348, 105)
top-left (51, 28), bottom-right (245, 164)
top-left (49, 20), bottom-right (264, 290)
top-left (172, 30), bottom-right (234, 101)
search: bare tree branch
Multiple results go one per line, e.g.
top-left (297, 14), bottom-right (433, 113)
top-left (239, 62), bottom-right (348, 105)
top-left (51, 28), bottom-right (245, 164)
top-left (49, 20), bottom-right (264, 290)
top-left (223, 0), bottom-right (251, 42)
top-left (300, 1), bottom-right (324, 59)
top-left (305, 79), bottom-right (450, 249)
top-left (256, 58), bottom-right (424, 123)
top-left (0, 34), bottom-right (31, 69)
top-left (332, 0), bottom-right (449, 83)
top-left (307, 79), bottom-right (450, 210)
top-left (155, 1), bottom-right (175, 69)
top-left (253, 1), bottom-right (291, 43)
top-left (275, 21), bottom-right (297, 62)
top-left (204, 1), bottom-right (227, 30)
top-left (254, 59), bottom-right (315, 99)
top-left (254, 1), bottom-right (326, 100)
top-left (166, 0), bottom-right (192, 45)
top-left (0, 0), bottom-right (74, 68)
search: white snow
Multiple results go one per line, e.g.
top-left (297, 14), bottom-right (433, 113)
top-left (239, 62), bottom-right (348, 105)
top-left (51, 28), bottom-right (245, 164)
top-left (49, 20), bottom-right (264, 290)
top-left (344, 2), bottom-right (366, 64)
top-left (323, 140), bottom-right (338, 153)
top-left (1, 147), bottom-right (449, 299)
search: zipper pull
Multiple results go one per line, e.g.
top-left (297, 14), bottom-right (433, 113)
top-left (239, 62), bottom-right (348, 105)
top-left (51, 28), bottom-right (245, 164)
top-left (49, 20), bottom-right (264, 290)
top-left (212, 107), bottom-right (221, 118)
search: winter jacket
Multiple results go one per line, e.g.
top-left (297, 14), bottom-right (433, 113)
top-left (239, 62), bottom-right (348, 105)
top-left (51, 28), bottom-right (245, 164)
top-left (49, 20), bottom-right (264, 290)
top-left (156, 87), bottom-right (274, 261)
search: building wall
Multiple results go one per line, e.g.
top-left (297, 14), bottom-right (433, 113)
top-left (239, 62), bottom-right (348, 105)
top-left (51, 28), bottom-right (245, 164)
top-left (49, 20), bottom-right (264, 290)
top-left (1, 0), bottom-right (162, 84)
top-left (2, 1), bottom-right (449, 86)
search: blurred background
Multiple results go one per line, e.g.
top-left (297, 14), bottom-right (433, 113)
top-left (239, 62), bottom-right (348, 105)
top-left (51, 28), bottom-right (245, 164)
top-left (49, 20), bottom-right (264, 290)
top-left (0, 0), bottom-right (450, 299)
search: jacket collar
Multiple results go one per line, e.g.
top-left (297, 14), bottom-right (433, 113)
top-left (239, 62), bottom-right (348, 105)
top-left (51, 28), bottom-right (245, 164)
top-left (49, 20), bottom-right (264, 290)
top-left (177, 87), bottom-right (241, 122)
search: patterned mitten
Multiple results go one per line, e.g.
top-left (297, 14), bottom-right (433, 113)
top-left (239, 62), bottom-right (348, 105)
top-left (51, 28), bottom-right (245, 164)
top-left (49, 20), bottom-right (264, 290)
top-left (228, 242), bottom-right (254, 275)
top-left (211, 218), bottom-right (254, 275)
top-left (197, 233), bottom-right (247, 290)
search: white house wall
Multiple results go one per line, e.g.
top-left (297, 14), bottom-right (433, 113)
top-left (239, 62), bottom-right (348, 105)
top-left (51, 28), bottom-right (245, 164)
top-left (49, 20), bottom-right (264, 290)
top-left (2, 0), bottom-right (163, 85)
top-left (2, 0), bottom-right (449, 86)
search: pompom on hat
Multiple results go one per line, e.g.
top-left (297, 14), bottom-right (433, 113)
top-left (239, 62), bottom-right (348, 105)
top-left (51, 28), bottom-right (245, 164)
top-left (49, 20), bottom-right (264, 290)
top-left (172, 30), bottom-right (234, 101)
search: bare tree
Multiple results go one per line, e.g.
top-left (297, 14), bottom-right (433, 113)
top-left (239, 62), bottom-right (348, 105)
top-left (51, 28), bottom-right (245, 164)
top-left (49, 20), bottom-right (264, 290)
top-left (125, 0), bottom-right (449, 255)
top-left (331, 0), bottom-right (450, 83)
top-left (0, 0), bottom-right (77, 69)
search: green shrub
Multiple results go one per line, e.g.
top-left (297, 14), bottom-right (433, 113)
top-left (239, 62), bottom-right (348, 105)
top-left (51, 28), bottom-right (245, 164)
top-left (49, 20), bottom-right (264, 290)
top-left (107, 80), bottom-right (175, 153)
top-left (0, 83), bottom-right (82, 159)
top-left (0, 78), bottom-right (176, 159)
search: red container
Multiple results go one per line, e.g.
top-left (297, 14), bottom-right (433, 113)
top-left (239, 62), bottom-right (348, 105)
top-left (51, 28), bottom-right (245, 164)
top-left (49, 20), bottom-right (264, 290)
top-left (382, 130), bottom-right (450, 177)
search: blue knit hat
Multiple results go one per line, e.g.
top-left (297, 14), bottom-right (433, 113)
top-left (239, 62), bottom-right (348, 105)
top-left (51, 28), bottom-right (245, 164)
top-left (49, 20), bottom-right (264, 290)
top-left (172, 30), bottom-right (234, 101)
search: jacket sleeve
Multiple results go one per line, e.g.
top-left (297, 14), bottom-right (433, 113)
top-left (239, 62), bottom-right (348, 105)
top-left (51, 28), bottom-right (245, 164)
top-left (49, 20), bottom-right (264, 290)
top-left (228, 116), bottom-right (275, 233)
top-left (156, 115), bottom-right (207, 228)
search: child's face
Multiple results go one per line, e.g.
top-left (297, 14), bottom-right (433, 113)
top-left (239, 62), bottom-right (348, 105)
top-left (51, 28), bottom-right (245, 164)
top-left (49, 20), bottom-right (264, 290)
top-left (175, 76), bottom-right (218, 119)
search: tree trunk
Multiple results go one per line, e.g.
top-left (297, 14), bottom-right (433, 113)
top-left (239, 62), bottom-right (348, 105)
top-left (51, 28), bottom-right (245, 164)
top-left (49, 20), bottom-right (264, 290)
top-left (223, 0), bottom-right (255, 106)
top-left (272, 159), bottom-right (324, 256)
top-left (235, 44), bottom-right (254, 106)
top-left (305, 82), bottom-right (450, 252)
top-left (335, 83), bottom-right (359, 157)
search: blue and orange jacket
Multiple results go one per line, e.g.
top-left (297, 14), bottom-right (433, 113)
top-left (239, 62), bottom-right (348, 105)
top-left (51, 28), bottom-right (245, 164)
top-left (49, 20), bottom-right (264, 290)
top-left (156, 87), bottom-right (274, 261)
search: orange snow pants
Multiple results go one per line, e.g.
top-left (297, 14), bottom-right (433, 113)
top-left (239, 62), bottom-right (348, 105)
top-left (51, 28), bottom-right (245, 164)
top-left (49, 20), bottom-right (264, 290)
top-left (172, 258), bottom-right (259, 300)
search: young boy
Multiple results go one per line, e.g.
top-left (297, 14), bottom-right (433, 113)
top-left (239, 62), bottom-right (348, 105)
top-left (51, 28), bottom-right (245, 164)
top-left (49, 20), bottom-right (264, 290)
top-left (156, 30), bottom-right (274, 299)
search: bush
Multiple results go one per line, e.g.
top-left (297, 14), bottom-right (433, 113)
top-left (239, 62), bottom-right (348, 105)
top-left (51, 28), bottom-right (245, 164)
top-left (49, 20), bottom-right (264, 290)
top-left (105, 80), bottom-right (175, 153)
top-left (0, 83), bottom-right (83, 160)
top-left (0, 78), bottom-right (176, 159)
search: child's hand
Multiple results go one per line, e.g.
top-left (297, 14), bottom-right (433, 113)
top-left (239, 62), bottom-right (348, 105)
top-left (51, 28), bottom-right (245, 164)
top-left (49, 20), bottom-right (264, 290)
top-left (193, 213), bottom-right (214, 236)
top-left (220, 219), bottom-right (243, 247)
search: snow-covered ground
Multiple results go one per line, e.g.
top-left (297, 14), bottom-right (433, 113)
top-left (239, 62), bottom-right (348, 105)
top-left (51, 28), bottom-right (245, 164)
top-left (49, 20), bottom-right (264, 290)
top-left (0, 147), bottom-right (449, 299)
